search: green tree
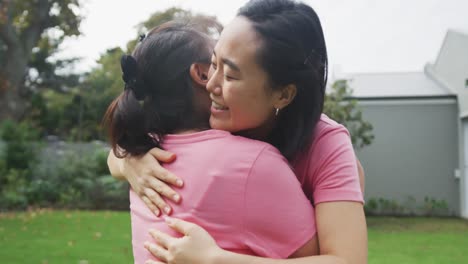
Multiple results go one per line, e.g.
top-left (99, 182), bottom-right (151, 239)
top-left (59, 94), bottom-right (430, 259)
top-left (24, 47), bottom-right (125, 140)
top-left (324, 79), bottom-right (374, 149)
top-left (127, 7), bottom-right (222, 52)
top-left (0, 0), bottom-right (82, 121)
top-left (75, 47), bottom-right (127, 140)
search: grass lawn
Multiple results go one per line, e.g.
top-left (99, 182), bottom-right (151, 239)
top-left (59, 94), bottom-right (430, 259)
top-left (0, 210), bottom-right (133, 264)
top-left (367, 216), bottom-right (468, 264)
top-left (1, 211), bottom-right (468, 263)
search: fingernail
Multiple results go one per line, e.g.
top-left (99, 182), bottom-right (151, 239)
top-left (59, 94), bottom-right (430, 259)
top-left (164, 206), bottom-right (171, 214)
top-left (154, 210), bottom-right (160, 216)
top-left (176, 179), bottom-right (183, 187)
top-left (173, 194), bottom-right (180, 202)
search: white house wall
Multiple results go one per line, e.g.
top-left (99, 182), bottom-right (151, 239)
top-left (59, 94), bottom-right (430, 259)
top-left (356, 99), bottom-right (460, 215)
top-left (431, 30), bottom-right (468, 117)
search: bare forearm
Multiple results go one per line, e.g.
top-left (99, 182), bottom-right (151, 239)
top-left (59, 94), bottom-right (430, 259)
top-left (214, 251), bottom-right (346, 264)
top-left (107, 150), bottom-right (126, 181)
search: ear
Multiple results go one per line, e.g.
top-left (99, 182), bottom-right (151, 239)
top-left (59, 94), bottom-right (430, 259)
top-left (190, 63), bottom-right (210, 87)
top-left (273, 84), bottom-right (297, 110)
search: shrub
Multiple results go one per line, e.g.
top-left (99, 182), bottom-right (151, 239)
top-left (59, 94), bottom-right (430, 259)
top-left (365, 196), bottom-right (452, 217)
top-left (30, 143), bottom-right (129, 210)
top-left (0, 121), bottom-right (129, 211)
top-left (0, 121), bottom-right (42, 210)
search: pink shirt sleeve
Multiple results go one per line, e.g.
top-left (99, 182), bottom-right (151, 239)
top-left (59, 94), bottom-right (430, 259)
top-left (309, 123), bottom-right (364, 204)
top-left (243, 145), bottom-right (316, 259)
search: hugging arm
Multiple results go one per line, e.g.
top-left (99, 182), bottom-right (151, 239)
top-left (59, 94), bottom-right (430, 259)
top-left (107, 128), bottom-right (367, 263)
top-left (145, 213), bottom-right (361, 264)
top-left (142, 128), bottom-right (367, 264)
top-left (144, 201), bottom-right (366, 264)
top-left (107, 148), bottom-right (183, 215)
top-left (146, 217), bottom-right (344, 264)
top-left (107, 147), bottom-right (365, 213)
top-left (146, 145), bottom-right (323, 264)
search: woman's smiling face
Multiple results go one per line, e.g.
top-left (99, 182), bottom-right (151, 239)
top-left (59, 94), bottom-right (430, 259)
top-left (206, 16), bottom-right (280, 136)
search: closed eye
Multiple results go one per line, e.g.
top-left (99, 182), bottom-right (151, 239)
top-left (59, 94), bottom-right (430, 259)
top-left (224, 75), bottom-right (237, 81)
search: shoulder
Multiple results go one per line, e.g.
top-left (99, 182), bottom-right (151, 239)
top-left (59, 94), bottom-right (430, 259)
top-left (297, 114), bottom-right (352, 163)
top-left (222, 132), bottom-right (283, 159)
top-left (305, 114), bottom-right (354, 166)
top-left (313, 114), bottom-right (350, 141)
top-left (203, 132), bottom-right (287, 173)
top-left (294, 115), bottom-right (363, 204)
top-left (247, 144), bottom-right (294, 186)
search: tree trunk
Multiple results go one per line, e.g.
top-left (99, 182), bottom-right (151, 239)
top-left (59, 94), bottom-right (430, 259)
top-left (0, 0), bottom-right (52, 122)
top-left (0, 85), bottom-right (28, 121)
top-left (0, 47), bottom-right (29, 121)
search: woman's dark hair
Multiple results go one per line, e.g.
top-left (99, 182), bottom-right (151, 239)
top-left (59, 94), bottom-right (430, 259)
top-left (104, 21), bottom-right (213, 157)
top-left (238, 0), bottom-right (328, 160)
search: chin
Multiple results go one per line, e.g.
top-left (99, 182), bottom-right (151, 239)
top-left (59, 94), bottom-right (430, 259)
top-left (209, 118), bottom-right (233, 132)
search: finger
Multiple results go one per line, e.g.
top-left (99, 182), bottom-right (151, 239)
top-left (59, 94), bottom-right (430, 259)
top-left (152, 166), bottom-right (184, 188)
top-left (149, 229), bottom-right (176, 248)
top-left (149, 148), bottom-right (177, 163)
top-left (147, 177), bottom-right (181, 204)
top-left (144, 188), bottom-right (172, 215)
top-left (165, 217), bottom-right (197, 236)
top-left (141, 196), bottom-right (160, 216)
top-left (145, 260), bottom-right (163, 264)
top-left (144, 241), bottom-right (168, 262)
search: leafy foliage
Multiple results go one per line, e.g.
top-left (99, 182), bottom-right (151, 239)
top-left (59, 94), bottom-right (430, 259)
top-left (29, 145), bottom-right (128, 210)
top-left (324, 79), bottom-right (374, 149)
top-left (0, 120), bottom-right (42, 209)
top-left (0, 127), bottom-right (129, 211)
top-left (0, 0), bottom-right (83, 120)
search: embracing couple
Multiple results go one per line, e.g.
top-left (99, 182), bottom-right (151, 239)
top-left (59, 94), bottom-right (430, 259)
top-left (104, 0), bottom-right (367, 263)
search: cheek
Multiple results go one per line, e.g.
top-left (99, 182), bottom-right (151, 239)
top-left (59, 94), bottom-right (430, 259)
top-left (226, 86), bottom-right (274, 128)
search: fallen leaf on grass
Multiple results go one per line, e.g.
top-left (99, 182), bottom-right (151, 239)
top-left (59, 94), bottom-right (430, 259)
top-left (94, 232), bottom-right (102, 239)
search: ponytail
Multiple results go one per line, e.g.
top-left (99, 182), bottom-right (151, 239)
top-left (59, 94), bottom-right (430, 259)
top-left (103, 55), bottom-right (158, 158)
top-left (103, 22), bottom-right (214, 158)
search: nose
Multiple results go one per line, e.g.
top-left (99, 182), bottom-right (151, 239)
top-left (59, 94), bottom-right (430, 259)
top-left (206, 68), bottom-right (222, 96)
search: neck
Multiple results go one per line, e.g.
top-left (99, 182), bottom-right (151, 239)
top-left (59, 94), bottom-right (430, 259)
top-left (235, 117), bottom-right (276, 141)
top-left (172, 111), bottom-right (210, 135)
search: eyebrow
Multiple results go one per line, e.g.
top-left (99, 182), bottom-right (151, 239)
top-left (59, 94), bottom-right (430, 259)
top-left (213, 51), bottom-right (241, 72)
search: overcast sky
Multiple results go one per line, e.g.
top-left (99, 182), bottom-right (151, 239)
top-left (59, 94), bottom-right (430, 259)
top-left (59, 0), bottom-right (468, 74)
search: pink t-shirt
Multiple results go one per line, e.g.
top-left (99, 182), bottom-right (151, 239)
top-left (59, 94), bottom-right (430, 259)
top-left (292, 114), bottom-right (364, 205)
top-left (130, 130), bottom-right (316, 264)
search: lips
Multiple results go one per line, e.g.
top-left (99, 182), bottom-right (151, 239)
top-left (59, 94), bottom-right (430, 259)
top-left (211, 100), bottom-right (229, 110)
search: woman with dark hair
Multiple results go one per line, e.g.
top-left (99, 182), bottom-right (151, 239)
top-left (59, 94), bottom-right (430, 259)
top-left (104, 21), bottom-right (319, 264)
top-left (108, 0), bottom-right (367, 263)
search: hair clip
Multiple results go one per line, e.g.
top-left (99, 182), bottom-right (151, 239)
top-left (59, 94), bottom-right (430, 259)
top-left (139, 33), bottom-right (146, 42)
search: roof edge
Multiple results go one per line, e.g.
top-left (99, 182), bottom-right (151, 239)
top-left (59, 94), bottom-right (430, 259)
top-left (424, 63), bottom-right (458, 94)
top-left (347, 95), bottom-right (457, 101)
